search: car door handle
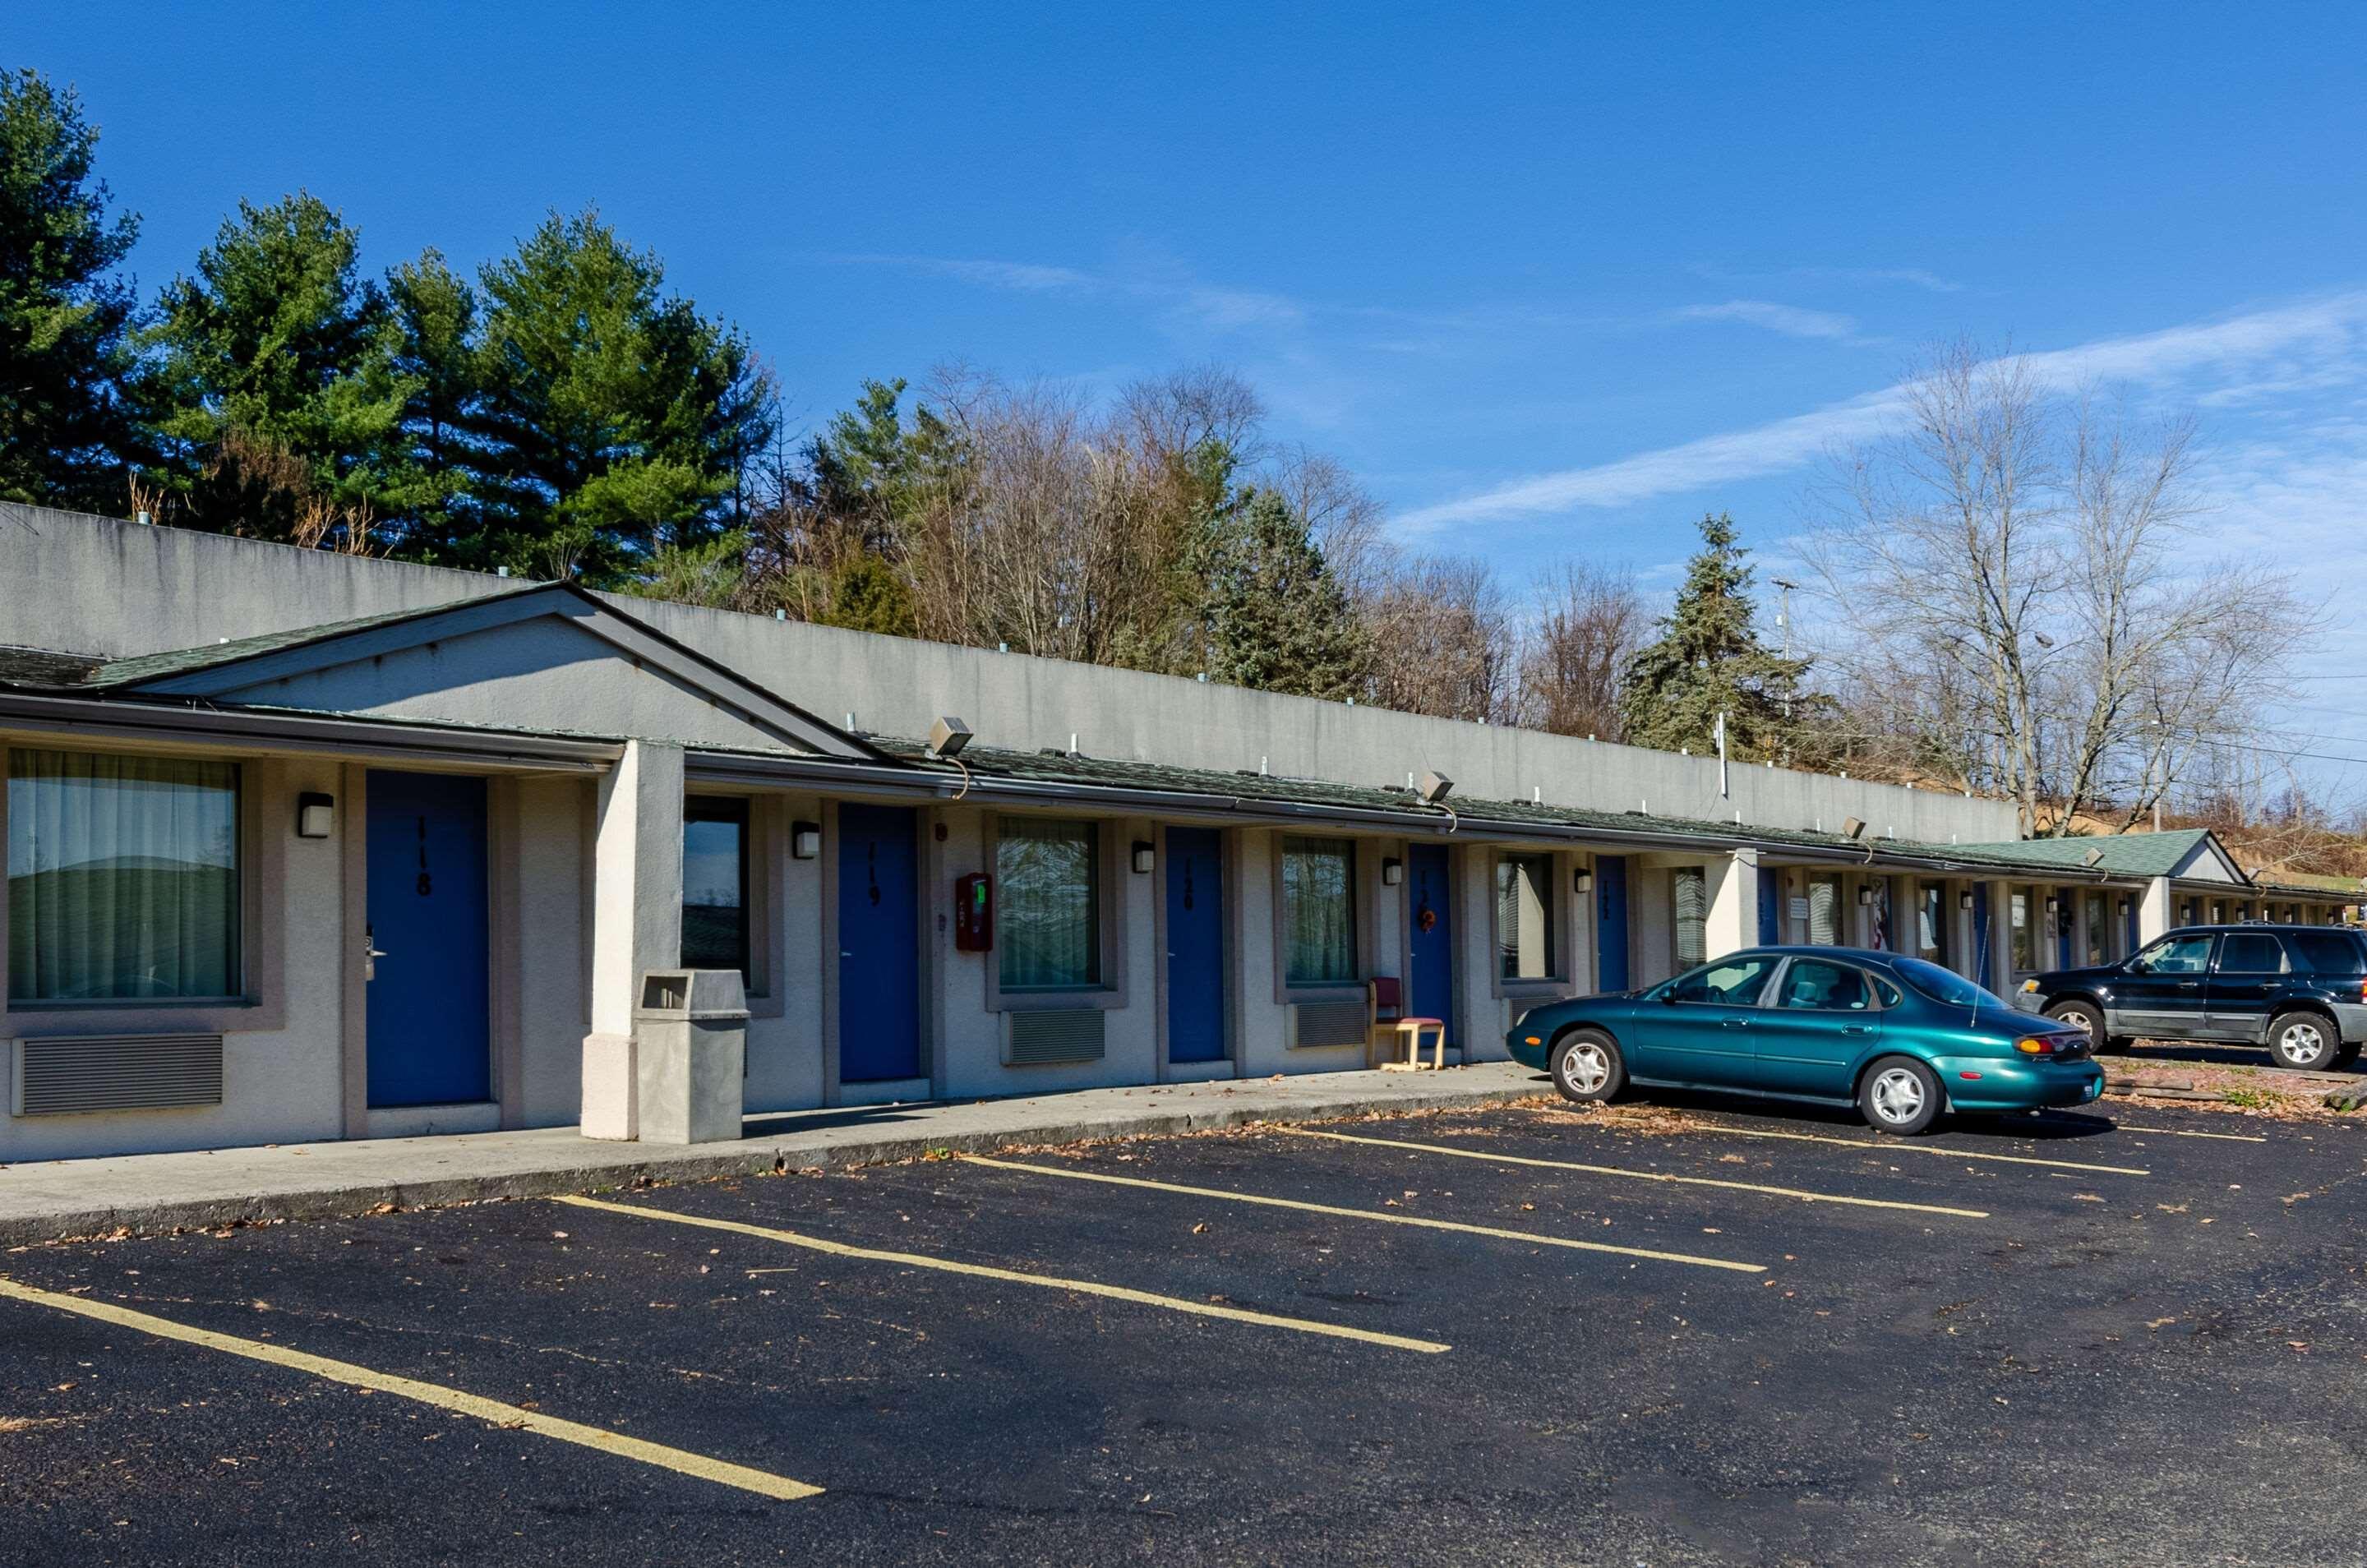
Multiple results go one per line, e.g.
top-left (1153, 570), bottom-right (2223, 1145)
top-left (1841, 1025), bottom-right (1873, 1035)
top-left (1721, 1017), bottom-right (1752, 1029)
top-left (2176, 982), bottom-right (2199, 990)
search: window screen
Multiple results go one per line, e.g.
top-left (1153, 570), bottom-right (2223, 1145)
top-left (1673, 866), bottom-right (1708, 966)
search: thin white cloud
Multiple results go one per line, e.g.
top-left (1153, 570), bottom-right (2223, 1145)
top-left (826, 253), bottom-right (1097, 292)
top-left (1673, 299), bottom-right (1864, 341)
top-left (1693, 263), bottom-right (1964, 294)
top-left (1399, 290), bottom-right (2367, 530)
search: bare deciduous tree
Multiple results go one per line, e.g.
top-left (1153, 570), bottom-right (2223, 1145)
top-left (1805, 340), bottom-right (2314, 834)
top-left (1363, 553), bottom-right (1518, 722)
top-left (1515, 560), bottom-right (1645, 740)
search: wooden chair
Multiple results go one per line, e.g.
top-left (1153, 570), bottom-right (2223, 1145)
top-left (1367, 977), bottom-right (1448, 1072)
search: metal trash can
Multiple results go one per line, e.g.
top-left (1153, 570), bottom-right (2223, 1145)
top-left (633, 969), bottom-right (748, 1145)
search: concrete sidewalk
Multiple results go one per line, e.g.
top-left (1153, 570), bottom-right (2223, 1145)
top-left (0, 1063), bottom-right (1548, 1246)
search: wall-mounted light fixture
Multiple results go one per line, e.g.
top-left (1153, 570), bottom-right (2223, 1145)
top-left (1959, 890), bottom-right (1975, 911)
top-left (1382, 857), bottom-right (1405, 887)
top-left (1132, 840), bottom-right (1155, 874)
top-left (791, 820), bottom-right (822, 860)
top-left (296, 791), bottom-right (335, 839)
top-left (1857, 885), bottom-right (1875, 906)
top-left (1573, 869), bottom-right (1594, 894)
top-left (2045, 895), bottom-right (2060, 914)
top-left (2117, 898), bottom-right (2131, 916)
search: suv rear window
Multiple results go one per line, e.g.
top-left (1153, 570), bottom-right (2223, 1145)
top-left (2217, 933), bottom-right (2286, 974)
top-left (2287, 930), bottom-right (2367, 975)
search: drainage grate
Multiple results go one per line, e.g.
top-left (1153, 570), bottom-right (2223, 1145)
top-left (1004, 1009), bottom-right (1106, 1066)
top-left (14, 1033), bottom-right (225, 1116)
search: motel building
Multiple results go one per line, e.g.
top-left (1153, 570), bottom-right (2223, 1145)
top-left (0, 506), bottom-right (2355, 1161)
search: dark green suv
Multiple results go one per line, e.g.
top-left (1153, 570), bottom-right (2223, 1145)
top-left (2014, 923), bottom-right (2367, 1071)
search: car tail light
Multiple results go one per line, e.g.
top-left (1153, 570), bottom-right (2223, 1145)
top-left (2015, 1036), bottom-right (2056, 1055)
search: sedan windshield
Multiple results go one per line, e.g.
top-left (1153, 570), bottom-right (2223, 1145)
top-left (1891, 956), bottom-right (2010, 1012)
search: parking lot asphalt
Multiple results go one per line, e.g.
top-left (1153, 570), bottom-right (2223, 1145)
top-left (6, 1091), bottom-right (2367, 1566)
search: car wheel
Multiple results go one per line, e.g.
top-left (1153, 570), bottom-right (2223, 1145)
top-left (1551, 1029), bottom-right (1626, 1105)
top-left (1858, 1055), bottom-right (1942, 1136)
top-left (2268, 1012), bottom-right (2340, 1072)
top-left (2046, 998), bottom-right (2110, 1052)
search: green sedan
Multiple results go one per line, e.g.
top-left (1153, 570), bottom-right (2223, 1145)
top-left (1505, 947), bottom-right (2102, 1135)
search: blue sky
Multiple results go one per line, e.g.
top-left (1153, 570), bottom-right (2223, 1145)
top-left (19, 2), bottom-right (2367, 784)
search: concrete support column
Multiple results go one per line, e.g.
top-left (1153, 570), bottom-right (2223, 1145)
top-left (581, 739), bottom-right (685, 1141)
top-left (1985, 879), bottom-right (2015, 995)
top-left (2139, 876), bottom-right (2174, 946)
top-left (1705, 849), bottom-right (1760, 959)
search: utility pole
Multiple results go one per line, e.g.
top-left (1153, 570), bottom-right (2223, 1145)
top-left (1772, 577), bottom-right (1798, 764)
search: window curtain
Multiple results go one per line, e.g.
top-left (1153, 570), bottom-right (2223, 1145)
top-left (1807, 874), bottom-right (1839, 947)
top-left (997, 819), bottom-right (1100, 990)
top-left (7, 749), bottom-right (240, 1001)
top-left (1918, 884), bottom-right (1945, 961)
top-left (1673, 866), bottom-right (1708, 967)
top-left (1282, 837), bottom-right (1356, 985)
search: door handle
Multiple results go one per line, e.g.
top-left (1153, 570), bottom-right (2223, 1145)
top-left (363, 934), bottom-right (386, 981)
top-left (1842, 1025), bottom-right (1873, 1035)
top-left (1721, 1017), bottom-right (1752, 1028)
top-left (2176, 981), bottom-right (2199, 990)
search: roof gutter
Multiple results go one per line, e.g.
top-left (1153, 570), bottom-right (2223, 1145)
top-left (685, 750), bottom-right (2084, 871)
top-left (0, 691), bottom-right (622, 772)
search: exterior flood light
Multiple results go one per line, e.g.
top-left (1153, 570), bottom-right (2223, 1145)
top-left (927, 716), bottom-right (973, 759)
top-left (2081, 846), bottom-right (2106, 869)
top-left (1382, 857), bottom-right (1405, 886)
top-left (1573, 869), bottom-right (1594, 894)
top-left (296, 792), bottom-right (335, 838)
top-left (1417, 770), bottom-right (1455, 805)
top-left (1841, 817), bottom-right (1866, 840)
top-left (1132, 840), bottom-right (1155, 874)
top-left (791, 820), bottom-right (822, 860)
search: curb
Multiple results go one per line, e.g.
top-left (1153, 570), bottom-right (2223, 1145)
top-left (0, 1078), bottom-right (1547, 1248)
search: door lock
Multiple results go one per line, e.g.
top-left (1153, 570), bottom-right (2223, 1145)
top-left (364, 929), bottom-right (387, 981)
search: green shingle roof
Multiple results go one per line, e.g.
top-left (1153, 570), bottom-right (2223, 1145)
top-left (1937, 828), bottom-right (2217, 879)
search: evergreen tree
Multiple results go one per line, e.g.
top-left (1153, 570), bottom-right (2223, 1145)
top-left (137, 192), bottom-right (421, 546)
top-left (0, 69), bottom-right (142, 512)
top-left (1619, 512), bottom-right (1809, 758)
top-left (1190, 487), bottom-right (1371, 699)
top-left (466, 208), bottom-right (772, 581)
top-left (382, 247), bottom-right (479, 557)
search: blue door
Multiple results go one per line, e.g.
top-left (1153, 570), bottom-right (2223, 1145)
top-left (1596, 855), bottom-right (1630, 992)
top-left (1164, 828), bottom-right (1226, 1064)
top-left (1756, 865), bottom-right (1780, 948)
top-left (366, 771), bottom-right (491, 1108)
top-left (838, 804), bottom-right (920, 1082)
top-left (1408, 844), bottom-right (1455, 1043)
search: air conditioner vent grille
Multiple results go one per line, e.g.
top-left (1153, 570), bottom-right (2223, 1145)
top-left (15, 1033), bottom-right (225, 1116)
top-left (1004, 1009), bottom-right (1106, 1066)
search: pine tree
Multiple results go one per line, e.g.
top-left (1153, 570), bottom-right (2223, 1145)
top-left (1191, 487), bottom-right (1371, 700)
top-left (137, 192), bottom-right (422, 546)
top-left (465, 208), bottom-right (772, 581)
top-left (0, 69), bottom-right (143, 512)
top-left (1619, 512), bottom-right (1809, 758)
top-left (382, 247), bottom-right (479, 558)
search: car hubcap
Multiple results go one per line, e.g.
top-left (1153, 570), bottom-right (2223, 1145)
top-left (2060, 1009), bottom-right (2094, 1035)
top-left (2282, 1023), bottom-right (2325, 1063)
top-left (1562, 1042), bottom-right (1608, 1094)
top-left (1871, 1067), bottom-right (1925, 1123)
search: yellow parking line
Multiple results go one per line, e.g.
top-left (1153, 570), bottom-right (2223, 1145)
top-left (1275, 1126), bottom-right (1989, 1218)
top-left (1618, 1118), bottom-right (2149, 1176)
top-left (956, 1155), bottom-right (1768, 1273)
top-left (556, 1194), bottom-right (1451, 1354)
top-left (0, 1275), bottom-right (822, 1502)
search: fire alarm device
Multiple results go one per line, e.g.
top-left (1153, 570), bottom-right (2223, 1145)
top-left (954, 872), bottom-right (994, 951)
